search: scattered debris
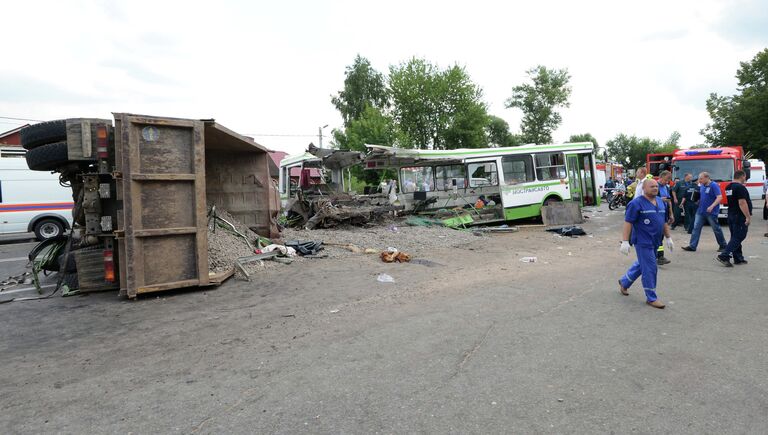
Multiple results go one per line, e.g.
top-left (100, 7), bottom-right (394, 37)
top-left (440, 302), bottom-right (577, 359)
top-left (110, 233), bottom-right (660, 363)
top-left (376, 273), bottom-right (395, 283)
top-left (282, 224), bottom-right (477, 259)
top-left (546, 226), bottom-right (588, 237)
top-left (285, 192), bottom-right (403, 230)
top-left (285, 240), bottom-right (324, 256)
top-left (380, 250), bottom-right (411, 263)
top-left (472, 225), bottom-right (519, 234)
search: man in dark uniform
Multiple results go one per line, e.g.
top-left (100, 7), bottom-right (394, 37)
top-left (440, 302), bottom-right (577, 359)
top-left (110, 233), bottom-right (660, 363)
top-left (670, 176), bottom-right (686, 230)
top-left (656, 170), bottom-right (674, 264)
top-left (679, 173), bottom-right (697, 234)
top-left (717, 170), bottom-right (752, 266)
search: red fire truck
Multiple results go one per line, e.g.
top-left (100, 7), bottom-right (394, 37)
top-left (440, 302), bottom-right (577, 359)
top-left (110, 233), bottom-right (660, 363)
top-left (651, 147), bottom-right (752, 218)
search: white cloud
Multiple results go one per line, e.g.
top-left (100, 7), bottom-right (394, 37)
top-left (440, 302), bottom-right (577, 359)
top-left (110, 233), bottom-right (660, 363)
top-left (0, 0), bottom-right (765, 154)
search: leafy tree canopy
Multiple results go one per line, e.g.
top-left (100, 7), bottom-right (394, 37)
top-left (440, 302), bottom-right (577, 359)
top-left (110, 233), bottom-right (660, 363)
top-left (487, 115), bottom-right (524, 147)
top-left (701, 48), bottom-right (768, 162)
top-left (606, 133), bottom-right (679, 171)
top-left (331, 55), bottom-right (389, 127)
top-left (505, 66), bottom-right (571, 144)
top-left (389, 58), bottom-right (488, 149)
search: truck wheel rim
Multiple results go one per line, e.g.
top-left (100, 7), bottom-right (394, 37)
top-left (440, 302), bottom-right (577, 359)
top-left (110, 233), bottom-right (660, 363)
top-left (40, 223), bottom-right (60, 238)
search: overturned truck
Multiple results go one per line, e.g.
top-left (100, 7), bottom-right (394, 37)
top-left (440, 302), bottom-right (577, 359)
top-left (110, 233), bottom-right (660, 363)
top-left (22, 114), bottom-right (278, 298)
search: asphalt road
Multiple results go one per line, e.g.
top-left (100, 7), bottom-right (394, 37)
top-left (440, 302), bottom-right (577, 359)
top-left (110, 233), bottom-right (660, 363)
top-left (0, 237), bottom-right (59, 300)
top-left (1, 203), bottom-right (766, 434)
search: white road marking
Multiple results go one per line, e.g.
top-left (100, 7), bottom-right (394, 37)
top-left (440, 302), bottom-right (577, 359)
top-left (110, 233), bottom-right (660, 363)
top-left (0, 284), bottom-right (56, 295)
top-left (0, 257), bottom-right (28, 263)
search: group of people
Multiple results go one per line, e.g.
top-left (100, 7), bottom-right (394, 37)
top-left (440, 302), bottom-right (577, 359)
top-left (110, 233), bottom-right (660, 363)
top-left (617, 167), bottom-right (762, 309)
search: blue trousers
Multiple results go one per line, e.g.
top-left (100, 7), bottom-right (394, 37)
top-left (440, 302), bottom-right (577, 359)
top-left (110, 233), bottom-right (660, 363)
top-left (688, 212), bottom-right (727, 250)
top-left (620, 245), bottom-right (658, 302)
top-left (683, 202), bottom-right (697, 233)
top-left (720, 216), bottom-right (748, 262)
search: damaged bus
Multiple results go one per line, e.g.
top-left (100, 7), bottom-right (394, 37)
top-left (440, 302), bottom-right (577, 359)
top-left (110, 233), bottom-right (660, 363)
top-left (363, 142), bottom-right (600, 225)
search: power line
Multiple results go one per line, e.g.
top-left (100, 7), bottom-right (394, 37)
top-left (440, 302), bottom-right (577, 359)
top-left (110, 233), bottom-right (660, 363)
top-left (0, 116), bottom-right (45, 122)
top-left (244, 133), bottom-right (326, 138)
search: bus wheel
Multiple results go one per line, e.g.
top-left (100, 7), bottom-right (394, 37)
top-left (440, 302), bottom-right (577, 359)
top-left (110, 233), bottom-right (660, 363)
top-left (543, 197), bottom-right (561, 206)
top-left (33, 218), bottom-right (64, 241)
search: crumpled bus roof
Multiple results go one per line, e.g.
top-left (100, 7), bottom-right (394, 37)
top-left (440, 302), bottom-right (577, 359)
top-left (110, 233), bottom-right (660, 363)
top-left (364, 142), bottom-right (594, 168)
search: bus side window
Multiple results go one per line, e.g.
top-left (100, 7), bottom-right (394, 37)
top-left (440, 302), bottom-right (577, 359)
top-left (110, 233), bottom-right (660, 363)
top-left (468, 162), bottom-right (498, 187)
top-left (502, 155), bottom-right (534, 185)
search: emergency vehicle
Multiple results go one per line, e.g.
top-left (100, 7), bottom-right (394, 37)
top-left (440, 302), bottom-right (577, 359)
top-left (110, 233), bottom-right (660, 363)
top-left (660, 147), bottom-right (752, 218)
top-left (745, 159), bottom-right (765, 200)
top-left (0, 154), bottom-right (73, 240)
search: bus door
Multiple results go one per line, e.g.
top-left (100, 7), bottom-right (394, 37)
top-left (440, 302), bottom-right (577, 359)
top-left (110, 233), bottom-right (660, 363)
top-left (580, 152), bottom-right (598, 206)
top-left (566, 154), bottom-right (583, 206)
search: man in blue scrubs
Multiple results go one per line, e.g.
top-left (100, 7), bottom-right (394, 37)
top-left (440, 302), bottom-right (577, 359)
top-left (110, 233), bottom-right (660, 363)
top-left (682, 172), bottom-right (727, 252)
top-left (619, 179), bottom-right (673, 309)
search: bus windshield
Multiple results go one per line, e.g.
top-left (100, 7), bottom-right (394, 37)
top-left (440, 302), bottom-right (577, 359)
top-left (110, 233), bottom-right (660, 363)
top-left (673, 158), bottom-right (734, 182)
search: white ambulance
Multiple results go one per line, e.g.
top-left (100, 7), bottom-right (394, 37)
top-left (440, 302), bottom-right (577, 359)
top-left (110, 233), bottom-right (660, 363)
top-left (0, 150), bottom-right (74, 240)
top-left (746, 159), bottom-right (765, 200)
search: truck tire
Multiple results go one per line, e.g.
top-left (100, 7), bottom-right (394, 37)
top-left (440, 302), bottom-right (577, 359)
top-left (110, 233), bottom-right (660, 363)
top-left (25, 141), bottom-right (70, 171)
top-left (33, 218), bottom-right (65, 241)
top-left (20, 119), bottom-right (67, 150)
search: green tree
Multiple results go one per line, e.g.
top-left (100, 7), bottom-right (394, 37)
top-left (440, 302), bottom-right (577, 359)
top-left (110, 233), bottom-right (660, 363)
top-left (505, 66), bottom-right (572, 144)
top-left (487, 115), bottom-right (523, 147)
top-left (389, 58), bottom-right (488, 149)
top-left (332, 105), bottom-right (396, 152)
top-left (569, 133), bottom-right (601, 158)
top-left (701, 48), bottom-right (768, 162)
top-left (331, 55), bottom-right (389, 126)
top-left (605, 133), bottom-right (666, 170)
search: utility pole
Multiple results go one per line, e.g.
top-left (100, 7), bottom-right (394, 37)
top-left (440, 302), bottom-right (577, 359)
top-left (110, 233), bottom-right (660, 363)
top-left (318, 124), bottom-right (328, 148)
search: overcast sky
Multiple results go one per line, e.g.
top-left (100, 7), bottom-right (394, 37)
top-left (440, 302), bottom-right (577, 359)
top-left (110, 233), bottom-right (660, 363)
top-left (1, 0), bottom-right (766, 155)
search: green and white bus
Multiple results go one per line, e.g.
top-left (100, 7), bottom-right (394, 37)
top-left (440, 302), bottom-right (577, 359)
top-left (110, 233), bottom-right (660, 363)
top-left (364, 142), bottom-right (600, 224)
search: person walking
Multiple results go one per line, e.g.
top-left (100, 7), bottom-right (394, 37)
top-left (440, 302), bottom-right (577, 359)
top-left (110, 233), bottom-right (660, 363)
top-left (619, 178), bottom-right (673, 309)
top-left (670, 176), bottom-right (686, 230)
top-left (656, 170), bottom-right (674, 265)
top-left (682, 172), bottom-right (727, 252)
top-left (680, 173), bottom-right (698, 234)
top-left (717, 170), bottom-right (753, 266)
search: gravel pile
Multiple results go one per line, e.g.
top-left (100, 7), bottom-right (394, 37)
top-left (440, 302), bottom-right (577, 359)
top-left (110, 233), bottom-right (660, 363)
top-left (282, 220), bottom-right (478, 259)
top-left (207, 208), bottom-right (279, 277)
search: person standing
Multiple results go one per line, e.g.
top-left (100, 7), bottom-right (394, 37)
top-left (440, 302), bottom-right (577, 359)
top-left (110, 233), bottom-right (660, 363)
top-left (618, 179), bottom-right (673, 309)
top-left (627, 167), bottom-right (648, 200)
top-left (680, 173), bottom-right (698, 234)
top-left (764, 178), bottom-right (768, 238)
top-left (717, 170), bottom-right (753, 266)
top-left (670, 176), bottom-right (686, 230)
top-left (656, 170), bottom-right (674, 265)
top-left (682, 172), bottom-right (727, 252)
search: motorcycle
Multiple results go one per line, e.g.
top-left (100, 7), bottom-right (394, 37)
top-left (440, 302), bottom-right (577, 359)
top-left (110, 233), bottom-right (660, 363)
top-left (608, 190), bottom-right (629, 210)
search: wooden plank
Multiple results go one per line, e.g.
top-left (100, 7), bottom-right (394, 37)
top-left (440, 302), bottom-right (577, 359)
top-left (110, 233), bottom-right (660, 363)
top-left (136, 279), bottom-right (200, 294)
top-left (193, 121), bottom-right (210, 286)
top-left (208, 267), bottom-right (235, 285)
top-left (133, 227), bottom-right (197, 237)
top-left (131, 173), bottom-right (197, 181)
